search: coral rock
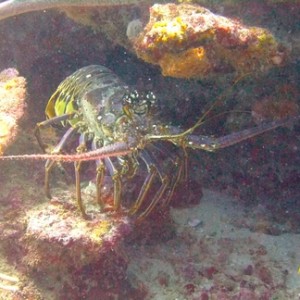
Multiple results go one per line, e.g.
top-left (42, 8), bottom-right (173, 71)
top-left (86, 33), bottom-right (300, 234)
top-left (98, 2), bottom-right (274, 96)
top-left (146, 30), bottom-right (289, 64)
top-left (133, 3), bottom-right (286, 79)
top-left (159, 47), bottom-right (211, 78)
top-left (23, 202), bottom-right (132, 273)
top-left (0, 68), bottom-right (26, 155)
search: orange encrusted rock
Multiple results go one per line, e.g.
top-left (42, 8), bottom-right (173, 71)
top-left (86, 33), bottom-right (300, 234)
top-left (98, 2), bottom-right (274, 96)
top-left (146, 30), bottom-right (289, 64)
top-left (133, 3), bottom-right (287, 79)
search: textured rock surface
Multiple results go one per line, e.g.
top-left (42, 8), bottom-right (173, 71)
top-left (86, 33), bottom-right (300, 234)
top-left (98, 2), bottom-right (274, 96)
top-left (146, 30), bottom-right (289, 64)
top-left (0, 68), bottom-right (26, 155)
top-left (133, 3), bottom-right (287, 79)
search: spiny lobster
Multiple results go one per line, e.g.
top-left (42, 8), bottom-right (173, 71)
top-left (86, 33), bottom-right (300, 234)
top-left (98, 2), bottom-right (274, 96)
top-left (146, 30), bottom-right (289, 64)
top-left (0, 65), bottom-right (298, 221)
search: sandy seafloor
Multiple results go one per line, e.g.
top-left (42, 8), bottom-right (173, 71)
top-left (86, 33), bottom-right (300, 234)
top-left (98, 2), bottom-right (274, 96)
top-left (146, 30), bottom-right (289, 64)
top-left (125, 189), bottom-right (300, 299)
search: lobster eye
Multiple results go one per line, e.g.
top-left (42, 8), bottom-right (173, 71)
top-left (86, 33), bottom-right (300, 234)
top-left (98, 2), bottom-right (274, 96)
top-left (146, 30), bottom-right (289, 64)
top-left (122, 89), bottom-right (157, 116)
top-left (123, 90), bottom-right (139, 105)
top-left (145, 91), bottom-right (156, 105)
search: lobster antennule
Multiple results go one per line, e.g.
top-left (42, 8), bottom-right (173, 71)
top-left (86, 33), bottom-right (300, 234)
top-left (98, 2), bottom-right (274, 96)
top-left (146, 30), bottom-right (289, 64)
top-left (0, 141), bottom-right (133, 162)
top-left (186, 115), bottom-right (300, 152)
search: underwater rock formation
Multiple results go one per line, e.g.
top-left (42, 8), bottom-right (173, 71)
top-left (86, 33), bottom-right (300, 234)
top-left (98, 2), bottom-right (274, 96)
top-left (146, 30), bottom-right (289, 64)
top-left (0, 68), bottom-right (26, 155)
top-left (22, 201), bottom-right (136, 298)
top-left (24, 203), bottom-right (130, 271)
top-left (133, 3), bottom-right (287, 79)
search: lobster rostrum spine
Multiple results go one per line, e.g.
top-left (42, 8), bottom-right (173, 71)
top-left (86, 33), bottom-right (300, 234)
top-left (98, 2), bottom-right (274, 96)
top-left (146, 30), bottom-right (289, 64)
top-left (1, 65), bottom-right (299, 221)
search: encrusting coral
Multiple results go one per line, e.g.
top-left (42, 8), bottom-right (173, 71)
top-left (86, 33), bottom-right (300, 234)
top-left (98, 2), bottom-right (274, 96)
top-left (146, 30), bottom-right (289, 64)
top-left (133, 3), bottom-right (287, 79)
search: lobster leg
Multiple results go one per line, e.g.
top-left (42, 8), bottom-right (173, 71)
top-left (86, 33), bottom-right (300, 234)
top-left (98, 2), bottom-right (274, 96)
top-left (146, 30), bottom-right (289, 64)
top-left (74, 141), bottom-right (88, 218)
top-left (162, 148), bottom-right (187, 207)
top-left (137, 175), bottom-right (169, 221)
top-left (104, 157), bottom-right (122, 211)
top-left (147, 143), bottom-right (188, 208)
top-left (130, 145), bottom-right (187, 218)
top-left (44, 127), bottom-right (76, 198)
top-left (34, 113), bottom-right (74, 152)
top-left (129, 150), bottom-right (158, 215)
top-left (135, 150), bottom-right (170, 221)
top-left (95, 160), bottom-right (105, 210)
top-left (74, 160), bottom-right (88, 218)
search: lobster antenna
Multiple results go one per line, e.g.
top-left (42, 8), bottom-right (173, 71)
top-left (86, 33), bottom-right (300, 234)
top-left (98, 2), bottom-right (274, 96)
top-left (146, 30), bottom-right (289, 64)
top-left (145, 74), bottom-right (251, 142)
top-left (0, 0), bottom-right (141, 21)
top-left (184, 73), bottom-right (251, 136)
top-left (0, 142), bottom-right (132, 162)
